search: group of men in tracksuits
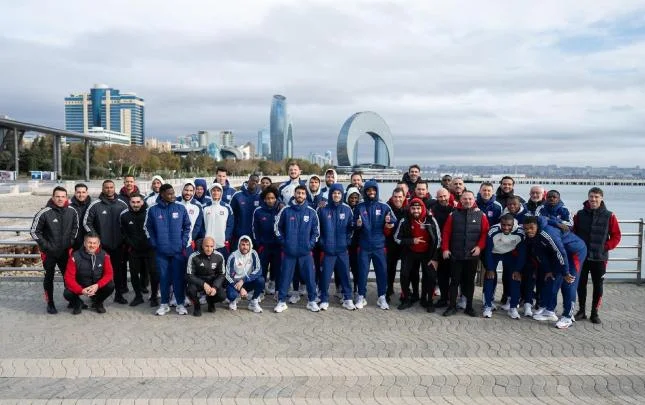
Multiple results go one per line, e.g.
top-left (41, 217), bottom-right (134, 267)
top-left (30, 163), bottom-right (622, 327)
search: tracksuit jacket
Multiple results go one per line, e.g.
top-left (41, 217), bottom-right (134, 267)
top-left (144, 199), bottom-right (191, 255)
top-left (31, 199), bottom-right (79, 257)
top-left (353, 180), bottom-right (396, 251)
top-left (252, 201), bottom-right (281, 250)
top-left (70, 196), bottom-right (91, 249)
top-left (186, 249), bottom-right (225, 287)
top-left (120, 206), bottom-right (152, 256)
top-left (393, 199), bottom-right (441, 261)
top-left (529, 217), bottom-right (586, 276)
top-left (317, 184), bottom-right (354, 255)
top-left (193, 178), bottom-right (212, 206)
top-left (502, 204), bottom-right (528, 225)
top-left (537, 200), bottom-right (573, 228)
top-left (230, 182), bottom-right (261, 241)
top-left (278, 178), bottom-right (306, 204)
top-left (221, 180), bottom-right (236, 204)
top-left (83, 194), bottom-right (128, 251)
top-left (484, 223), bottom-right (526, 272)
top-left (202, 199), bottom-right (234, 249)
top-left (275, 200), bottom-right (320, 257)
top-left (476, 194), bottom-right (503, 226)
top-left (176, 195), bottom-right (205, 247)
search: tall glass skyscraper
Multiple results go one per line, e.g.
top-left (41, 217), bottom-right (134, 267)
top-left (270, 95), bottom-right (290, 161)
top-left (64, 84), bottom-right (145, 145)
top-left (257, 128), bottom-right (270, 158)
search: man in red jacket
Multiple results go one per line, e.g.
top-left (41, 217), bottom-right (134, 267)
top-left (63, 232), bottom-right (115, 314)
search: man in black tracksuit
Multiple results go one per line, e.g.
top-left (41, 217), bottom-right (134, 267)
top-left (83, 179), bottom-right (129, 304)
top-left (394, 198), bottom-right (441, 312)
top-left (385, 187), bottom-right (408, 302)
top-left (120, 193), bottom-right (158, 307)
top-left (431, 187), bottom-right (454, 308)
top-left (69, 183), bottom-right (91, 250)
top-left (185, 236), bottom-right (226, 316)
top-left (30, 186), bottom-right (79, 314)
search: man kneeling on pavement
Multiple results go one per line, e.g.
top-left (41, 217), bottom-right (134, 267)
top-left (63, 232), bottom-right (115, 314)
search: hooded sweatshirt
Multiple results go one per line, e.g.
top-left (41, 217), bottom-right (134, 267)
top-left (230, 181), bottom-right (261, 241)
top-left (145, 175), bottom-right (164, 207)
top-left (393, 198), bottom-right (441, 259)
top-left (320, 169), bottom-right (338, 201)
top-left (317, 183), bottom-right (354, 255)
top-left (353, 180), bottom-right (396, 250)
top-left (537, 199), bottom-right (573, 228)
top-left (306, 175), bottom-right (324, 208)
top-left (203, 183), bottom-right (234, 249)
top-left (252, 198), bottom-right (281, 249)
top-left (175, 181), bottom-right (205, 245)
top-left (193, 178), bottom-right (212, 206)
top-left (225, 236), bottom-right (262, 284)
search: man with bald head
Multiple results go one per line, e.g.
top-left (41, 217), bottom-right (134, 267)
top-left (526, 185), bottom-right (546, 216)
top-left (185, 237), bottom-right (226, 316)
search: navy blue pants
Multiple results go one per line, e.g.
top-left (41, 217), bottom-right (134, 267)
top-left (483, 254), bottom-right (521, 308)
top-left (357, 248), bottom-right (387, 297)
top-left (259, 246), bottom-right (281, 284)
top-left (541, 250), bottom-right (586, 317)
top-left (226, 276), bottom-right (265, 301)
top-left (157, 253), bottom-right (186, 305)
top-left (320, 252), bottom-right (353, 303)
top-left (278, 254), bottom-right (317, 302)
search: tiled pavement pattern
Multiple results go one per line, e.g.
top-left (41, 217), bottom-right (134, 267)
top-left (1, 281), bottom-right (644, 404)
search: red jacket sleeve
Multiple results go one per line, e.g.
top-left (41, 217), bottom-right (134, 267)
top-left (97, 254), bottom-right (114, 288)
top-left (605, 214), bottom-right (622, 251)
top-left (441, 215), bottom-right (453, 252)
top-left (478, 214), bottom-right (489, 250)
top-left (64, 253), bottom-right (83, 295)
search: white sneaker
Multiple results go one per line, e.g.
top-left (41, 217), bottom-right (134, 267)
top-left (288, 294), bottom-right (301, 304)
top-left (533, 310), bottom-right (558, 322)
top-left (377, 295), bottom-right (389, 310)
top-left (155, 304), bottom-right (170, 316)
top-left (248, 299), bottom-right (263, 313)
top-left (257, 293), bottom-right (264, 303)
top-left (274, 301), bottom-right (288, 313)
top-left (355, 295), bottom-right (366, 309)
top-left (184, 297), bottom-right (191, 307)
top-left (229, 300), bottom-right (238, 311)
top-left (456, 295), bottom-right (467, 309)
top-left (523, 303), bottom-right (533, 317)
top-left (555, 316), bottom-right (573, 329)
top-left (169, 295), bottom-right (177, 307)
top-left (319, 302), bottom-right (329, 311)
top-left (306, 301), bottom-right (320, 312)
top-left (483, 307), bottom-right (493, 318)
top-left (533, 307), bottom-right (545, 316)
top-left (508, 308), bottom-right (521, 319)
top-left (224, 298), bottom-right (230, 304)
top-left (199, 295), bottom-right (207, 305)
top-left (342, 300), bottom-right (356, 310)
top-left (500, 301), bottom-right (511, 311)
top-left (176, 305), bottom-right (188, 315)
top-left (267, 281), bottom-right (276, 295)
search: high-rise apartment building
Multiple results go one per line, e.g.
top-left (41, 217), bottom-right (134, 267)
top-left (64, 84), bottom-right (145, 145)
top-left (220, 130), bottom-right (234, 147)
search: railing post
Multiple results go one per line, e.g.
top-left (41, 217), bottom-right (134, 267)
top-left (639, 218), bottom-right (644, 285)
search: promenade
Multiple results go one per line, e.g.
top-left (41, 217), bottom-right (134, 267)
top-left (0, 280), bottom-right (644, 404)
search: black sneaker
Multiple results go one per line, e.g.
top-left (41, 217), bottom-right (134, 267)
top-left (72, 301), bottom-right (82, 315)
top-left (434, 299), bottom-right (448, 308)
top-left (193, 305), bottom-right (202, 317)
top-left (149, 297), bottom-right (160, 307)
top-left (575, 309), bottom-right (587, 320)
top-left (410, 295), bottom-right (419, 304)
top-left (129, 296), bottom-right (144, 307)
top-left (95, 303), bottom-right (106, 314)
top-left (46, 302), bottom-right (58, 314)
top-left (419, 297), bottom-right (429, 308)
top-left (141, 287), bottom-right (149, 294)
top-left (464, 307), bottom-right (477, 317)
top-left (443, 306), bottom-right (457, 317)
top-left (590, 312), bottom-right (601, 324)
top-left (114, 294), bottom-right (128, 305)
top-left (397, 299), bottom-right (413, 310)
top-left (426, 305), bottom-right (435, 313)
top-left (207, 302), bottom-right (216, 313)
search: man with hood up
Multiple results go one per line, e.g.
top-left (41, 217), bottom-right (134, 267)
top-left (226, 235), bottom-right (264, 313)
top-left (230, 174), bottom-right (261, 246)
top-left (252, 186), bottom-right (282, 295)
top-left (145, 175), bottom-right (164, 207)
top-left (83, 180), bottom-right (129, 304)
top-left (31, 186), bottom-right (80, 314)
top-left (353, 180), bottom-right (396, 310)
top-left (317, 183), bottom-right (356, 310)
top-left (339, 186), bottom-right (362, 296)
top-left (394, 198), bottom-right (441, 312)
top-left (274, 185), bottom-right (321, 313)
top-left (193, 178), bottom-right (212, 207)
top-left (319, 168), bottom-right (337, 202)
top-left (203, 182), bottom-right (234, 260)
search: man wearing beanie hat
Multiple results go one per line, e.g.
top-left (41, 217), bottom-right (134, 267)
top-left (145, 175), bottom-right (164, 207)
top-left (203, 182), bottom-right (234, 260)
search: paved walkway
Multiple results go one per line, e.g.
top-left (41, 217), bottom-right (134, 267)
top-left (0, 281), bottom-right (644, 404)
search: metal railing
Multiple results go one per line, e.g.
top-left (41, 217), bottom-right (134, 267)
top-left (0, 214), bottom-right (643, 283)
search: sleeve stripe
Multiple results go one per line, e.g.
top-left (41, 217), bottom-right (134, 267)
top-left (30, 207), bottom-right (50, 240)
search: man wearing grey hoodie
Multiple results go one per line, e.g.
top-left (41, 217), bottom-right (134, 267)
top-left (226, 235), bottom-right (264, 313)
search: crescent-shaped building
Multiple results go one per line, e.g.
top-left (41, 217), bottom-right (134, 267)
top-left (337, 111), bottom-right (394, 167)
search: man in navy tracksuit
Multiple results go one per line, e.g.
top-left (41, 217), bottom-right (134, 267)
top-left (483, 214), bottom-right (526, 319)
top-left (144, 184), bottom-right (192, 316)
top-left (524, 216), bottom-right (587, 329)
top-left (274, 185), bottom-right (320, 313)
top-left (353, 180), bottom-right (396, 310)
top-left (537, 190), bottom-right (573, 232)
top-left (215, 167), bottom-right (236, 204)
top-left (477, 182), bottom-right (503, 227)
top-left (317, 183), bottom-right (356, 310)
top-left (230, 174), bottom-right (261, 246)
top-left (502, 196), bottom-right (528, 225)
top-left (252, 186), bottom-right (282, 295)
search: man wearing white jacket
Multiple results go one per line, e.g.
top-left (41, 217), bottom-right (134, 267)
top-left (202, 183), bottom-right (234, 260)
top-left (226, 235), bottom-right (264, 313)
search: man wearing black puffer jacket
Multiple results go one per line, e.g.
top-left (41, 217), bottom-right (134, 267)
top-left (69, 183), bottom-right (91, 250)
top-left (31, 186), bottom-right (79, 314)
top-left (83, 180), bottom-right (129, 304)
top-left (63, 232), bottom-right (115, 315)
top-left (120, 193), bottom-right (158, 307)
top-left (185, 237), bottom-right (226, 316)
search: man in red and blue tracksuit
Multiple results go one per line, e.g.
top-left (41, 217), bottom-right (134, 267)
top-left (353, 180), bottom-right (396, 310)
top-left (273, 185), bottom-right (321, 313)
top-left (144, 184), bottom-right (192, 315)
top-left (317, 183), bottom-right (356, 310)
top-left (524, 216), bottom-right (587, 328)
top-left (483, 213), bottom-right (526, 318)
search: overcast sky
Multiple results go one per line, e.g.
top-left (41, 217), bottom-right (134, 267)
top-left (1, 1), bottom-right (645, 166)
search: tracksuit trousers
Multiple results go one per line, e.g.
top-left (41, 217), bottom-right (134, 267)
top-left (320, 252), bottom-right (353, 303)
top-left (157, 254), bottom-right (186, 305)
top-left (278, 254), bottom-right (317, 303)
top-left (357, 248), bottom-right (388, 298)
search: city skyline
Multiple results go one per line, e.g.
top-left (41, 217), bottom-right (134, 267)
top-left (2, 2), bottom-right (645, 165)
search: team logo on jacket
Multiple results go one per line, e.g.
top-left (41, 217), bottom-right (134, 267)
top-left (128, 221), bottom-right (134, 225)
top-left (219, 210), bottom-right (225, 216)
top-left (488, 211), bottom-right (493, 217)
top-left (53, 218), bottom-right (58, 223)
top-left (254, 201), bottom-right (259, 206)
top-left (172, 212), bottom-right (179, 219)
top-left (339, 213), bottom-right (345, 220)
top-left (304, 215), bottom-right (310, 222)
top-left (199, 262), bottom-right (205, 267)
top-left (98, 264), bottom-right (102, 268)
top-left (189, 209), bottom-right (194, 215)
top-left (375, 209), bottom-right (381, 216)
top-left (211, 263), bottom-right (217, 269)
top-left (158, 215), bottom-right (163, 219)
top-left (102, 210), bottom-right (107, 215)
